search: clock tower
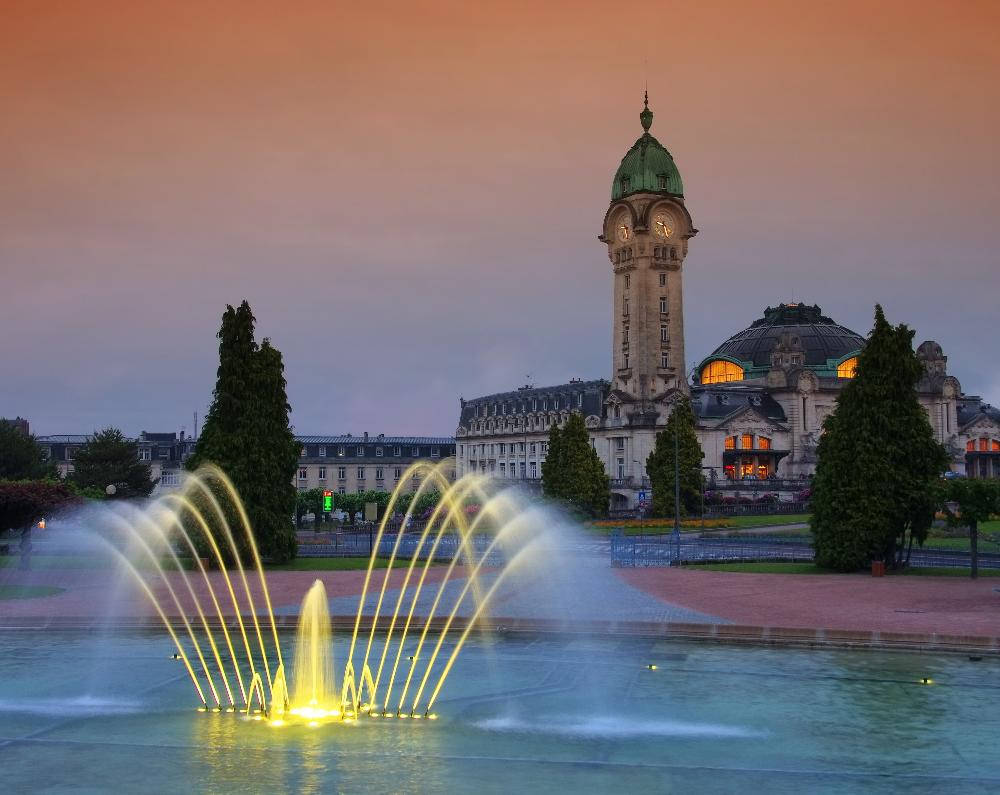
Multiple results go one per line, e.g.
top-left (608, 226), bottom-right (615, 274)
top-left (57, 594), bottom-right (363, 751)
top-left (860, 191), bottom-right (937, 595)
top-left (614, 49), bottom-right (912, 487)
top-left (600, 95), bottom-right (696, 407)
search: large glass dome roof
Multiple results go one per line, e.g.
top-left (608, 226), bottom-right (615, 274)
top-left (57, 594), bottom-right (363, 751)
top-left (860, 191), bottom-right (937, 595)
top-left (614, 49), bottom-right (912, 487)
top-left (707, 303), bottom-right (865, 370)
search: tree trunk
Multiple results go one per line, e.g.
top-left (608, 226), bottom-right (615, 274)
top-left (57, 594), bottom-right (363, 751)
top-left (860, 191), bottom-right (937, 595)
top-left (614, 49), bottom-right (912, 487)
top-left (905, 534), bottom-right (914, 567)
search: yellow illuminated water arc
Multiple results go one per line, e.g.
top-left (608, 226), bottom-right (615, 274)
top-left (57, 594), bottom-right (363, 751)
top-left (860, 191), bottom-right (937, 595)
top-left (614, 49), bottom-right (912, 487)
top-left (109, 461), bottom-right (539, 725)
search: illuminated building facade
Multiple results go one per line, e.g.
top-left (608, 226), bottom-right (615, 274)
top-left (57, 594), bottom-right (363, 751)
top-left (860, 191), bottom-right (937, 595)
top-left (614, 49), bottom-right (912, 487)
top-left (456, 98), bottom-right (999, 510)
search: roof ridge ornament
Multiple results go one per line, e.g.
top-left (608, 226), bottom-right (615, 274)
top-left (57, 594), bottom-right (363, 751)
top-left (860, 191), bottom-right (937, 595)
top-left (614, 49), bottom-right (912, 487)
top-left (640, 92), bottom-right (653, 132)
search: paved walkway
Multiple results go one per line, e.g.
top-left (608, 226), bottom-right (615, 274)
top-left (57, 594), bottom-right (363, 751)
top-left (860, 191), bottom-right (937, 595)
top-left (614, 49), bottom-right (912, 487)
top-left (618, 567), bottom-right (1000, 637)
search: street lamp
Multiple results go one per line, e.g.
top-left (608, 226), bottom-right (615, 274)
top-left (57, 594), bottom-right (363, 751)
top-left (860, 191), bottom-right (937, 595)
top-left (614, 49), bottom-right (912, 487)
top-left (105, 484), bottom-right (117, 497)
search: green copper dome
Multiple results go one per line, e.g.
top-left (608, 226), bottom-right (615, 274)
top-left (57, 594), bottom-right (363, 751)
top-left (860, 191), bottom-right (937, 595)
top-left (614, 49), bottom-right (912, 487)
top-left (611, 95), bottom-right (683, 200)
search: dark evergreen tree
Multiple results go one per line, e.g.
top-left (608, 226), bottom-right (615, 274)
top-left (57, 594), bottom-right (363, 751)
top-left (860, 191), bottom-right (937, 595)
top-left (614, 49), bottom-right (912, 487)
top-left (541, 413), bottom-right (609, 517)
top-left (186, 302), bottom-right (298, 563)
top-left (811, 305), bottom-right (949, 571)
top-left (71, 427), bottom-right (156, 499)
top-left (541, 423), bottom-right (566, 499)
top-left (646, 396), bottom-right (704, 518)
top-left (0, 420), bottom-right (51, 480)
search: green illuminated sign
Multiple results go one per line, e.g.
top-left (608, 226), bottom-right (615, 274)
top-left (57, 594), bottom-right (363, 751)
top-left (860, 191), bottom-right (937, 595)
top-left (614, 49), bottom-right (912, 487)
top-left (322, 491), bottom-right (333, 512)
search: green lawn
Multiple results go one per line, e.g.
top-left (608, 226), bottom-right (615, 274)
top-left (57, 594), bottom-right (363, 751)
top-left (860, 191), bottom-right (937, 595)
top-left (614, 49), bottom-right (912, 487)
top-left (720, 514), bottom-right (811, 529)
top-left (589, 514), bottom-right (811, 536)
top-left (0, 585), bottom-right (66, 599)
top-left (689, 561), bottom-right (1000, 577)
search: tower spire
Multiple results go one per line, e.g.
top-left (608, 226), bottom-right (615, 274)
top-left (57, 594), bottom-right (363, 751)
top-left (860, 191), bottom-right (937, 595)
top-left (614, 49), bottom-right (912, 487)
top-left (640, 92), bottom-right (653, 132)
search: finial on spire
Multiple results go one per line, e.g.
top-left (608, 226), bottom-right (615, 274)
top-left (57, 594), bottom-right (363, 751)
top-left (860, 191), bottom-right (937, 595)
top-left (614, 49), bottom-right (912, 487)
top-left (640, 92), bottom-right (653, 132)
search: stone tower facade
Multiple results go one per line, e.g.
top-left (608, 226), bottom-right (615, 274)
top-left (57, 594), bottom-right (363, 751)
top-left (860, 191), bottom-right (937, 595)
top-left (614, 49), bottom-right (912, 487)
top-left (600, 96), bottom-right (696, 402)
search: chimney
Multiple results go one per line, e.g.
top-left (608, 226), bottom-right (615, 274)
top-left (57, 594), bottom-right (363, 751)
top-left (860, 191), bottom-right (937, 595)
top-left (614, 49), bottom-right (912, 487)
top-left (364, 431), bottom-right (369, 441)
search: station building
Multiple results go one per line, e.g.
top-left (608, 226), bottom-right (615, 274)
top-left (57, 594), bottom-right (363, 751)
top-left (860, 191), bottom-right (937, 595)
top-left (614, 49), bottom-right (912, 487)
top-left (455, 97), bottom-right (1000, 509)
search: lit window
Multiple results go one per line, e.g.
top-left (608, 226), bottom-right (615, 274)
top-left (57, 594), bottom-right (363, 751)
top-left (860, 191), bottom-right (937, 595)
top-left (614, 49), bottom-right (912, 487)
top-left (758, 437), bottom-right (771, 450)
top-left (980, 438), bottom-right (989, 452)
top-left (741, 434), bottom-right (753, 449)
top-left (724, 436), bottom-right (736, 450)
top-left (700, 360), bottom-right (745, 384)
top-left (993, 440), bottom-right (1000, 452)
top-left (837, 357), bottom-right (859, 378)
top-left (967, 440), bottom-right (975, 452)
top-left (338, 446), bottom-right (345, 456)
top-left (757, 464), bottom-right (768, 478)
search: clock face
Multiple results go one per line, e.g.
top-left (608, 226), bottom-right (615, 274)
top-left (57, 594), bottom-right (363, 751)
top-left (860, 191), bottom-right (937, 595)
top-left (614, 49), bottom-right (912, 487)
top-left (653, 213), bottom-right (674, 239)
top-left (616, 214), bottom-right (632, 242)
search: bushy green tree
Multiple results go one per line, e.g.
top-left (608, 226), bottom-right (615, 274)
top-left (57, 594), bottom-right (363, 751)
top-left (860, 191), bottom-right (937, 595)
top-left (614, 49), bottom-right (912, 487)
top-left (186, 301), bottom-right (298, 563)
top-left (0, 480), bottom-right (81, 532)
top-left (0, 421), bottom-right (52, 480)
top-left (646, 396), bottom-right (705, 518)
top-left (295, 488), bottom-right (324, 526)
top-left (942, 479), bottom-right (1000, 579)
top-left (71, 427), bottom-right (156, 499)
top-left (811, 305), bottom-right (950, 571)
top-left (541, 413), bottom-right (609, 518)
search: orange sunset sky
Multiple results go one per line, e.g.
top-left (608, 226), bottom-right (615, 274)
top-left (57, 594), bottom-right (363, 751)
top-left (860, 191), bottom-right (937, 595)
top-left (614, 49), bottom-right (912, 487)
top-left (1, 0), bottom-right (998, 434)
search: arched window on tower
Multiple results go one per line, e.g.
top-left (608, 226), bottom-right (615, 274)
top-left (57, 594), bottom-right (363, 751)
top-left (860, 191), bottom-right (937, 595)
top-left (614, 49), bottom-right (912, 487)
top-left (700, 360), bottom-right (744, 384)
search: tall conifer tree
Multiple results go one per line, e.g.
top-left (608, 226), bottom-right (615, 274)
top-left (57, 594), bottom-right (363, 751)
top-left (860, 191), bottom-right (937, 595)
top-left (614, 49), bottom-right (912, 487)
top-left (541, 413), bottom-right (609, 518)
top-left (646, 396), bottom-right (704, 518)
top-left (187, 302), bottom-right (298, 563)
top-left (811, 305), bottom-right (948, 570)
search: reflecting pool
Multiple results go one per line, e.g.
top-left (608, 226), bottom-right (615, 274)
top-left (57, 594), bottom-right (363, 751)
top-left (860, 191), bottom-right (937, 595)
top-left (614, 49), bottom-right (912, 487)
top-left (0, 630), bottom-right (997, 793)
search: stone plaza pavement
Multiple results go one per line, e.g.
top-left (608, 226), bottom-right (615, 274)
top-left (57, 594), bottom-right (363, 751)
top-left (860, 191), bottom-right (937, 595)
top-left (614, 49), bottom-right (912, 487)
top-left (2, 550), bottom-right (998, 641)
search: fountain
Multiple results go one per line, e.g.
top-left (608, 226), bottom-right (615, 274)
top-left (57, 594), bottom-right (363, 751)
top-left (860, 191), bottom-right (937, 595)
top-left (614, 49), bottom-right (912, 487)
top-left (98, 459), bottom-right (540, 725)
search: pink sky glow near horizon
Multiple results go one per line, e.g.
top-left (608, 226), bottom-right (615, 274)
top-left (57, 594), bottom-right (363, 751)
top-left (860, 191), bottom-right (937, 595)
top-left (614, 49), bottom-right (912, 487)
top-left (2, 0), bottom-right (998, 436)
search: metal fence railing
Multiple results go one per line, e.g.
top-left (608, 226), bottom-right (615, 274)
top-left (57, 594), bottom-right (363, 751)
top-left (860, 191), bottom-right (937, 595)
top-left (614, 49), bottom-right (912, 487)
top-left (610, 533), bottom-right (1000, 570)
top-left (296, 531), bottom-right (505, 564)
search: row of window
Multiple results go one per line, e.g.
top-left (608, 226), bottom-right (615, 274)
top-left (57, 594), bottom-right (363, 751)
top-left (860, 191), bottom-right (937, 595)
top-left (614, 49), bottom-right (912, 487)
top-left (620, 353), bottom-right (672, 371)
top-left (470, 413), bottom-right (572, 434)
top-left (301, 445), bottom-right (440, 458)
top-left (473, 393), bottom-right (585, 418)
top-left (967, 438), bottom-right (1000, 452)
top-left (297, 466), bottom-right (407, 481)
top-left (724, 434), bottom-right (773, 451)
top-left (460, 441), bottom-right (548, 457)
top-left (469, 461), bottom-right (538, 479)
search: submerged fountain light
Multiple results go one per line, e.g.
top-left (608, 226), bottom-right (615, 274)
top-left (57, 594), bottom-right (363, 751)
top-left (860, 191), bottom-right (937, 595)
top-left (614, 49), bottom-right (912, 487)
top-left (105, 459), bottom-right (545, 727)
